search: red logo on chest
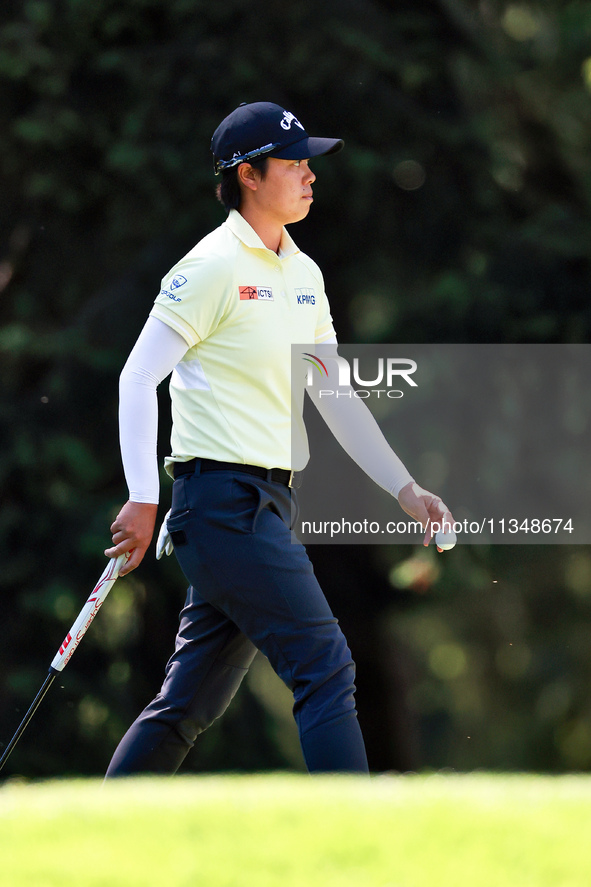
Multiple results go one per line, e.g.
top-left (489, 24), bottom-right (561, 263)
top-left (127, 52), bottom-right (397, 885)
top-left (239, 286), bottom-right (273, 301)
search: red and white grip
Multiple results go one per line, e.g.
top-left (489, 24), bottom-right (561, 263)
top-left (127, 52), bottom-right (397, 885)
top-left (50, 553), bottom-right (130, 673)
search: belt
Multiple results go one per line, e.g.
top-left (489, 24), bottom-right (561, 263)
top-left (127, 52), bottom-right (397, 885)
top-left (173, 458), bottom-right (302, 489)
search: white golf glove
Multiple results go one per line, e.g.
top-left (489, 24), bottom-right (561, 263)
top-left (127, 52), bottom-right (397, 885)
top-left (156, 509), bottom-right (173, 559)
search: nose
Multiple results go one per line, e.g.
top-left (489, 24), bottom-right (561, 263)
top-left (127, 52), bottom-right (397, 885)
top-left (304, 162), bottom-right (315, 185)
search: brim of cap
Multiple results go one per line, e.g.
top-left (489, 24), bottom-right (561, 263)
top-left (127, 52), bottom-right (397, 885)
top-left (269, 136), bottom-right (344, 161)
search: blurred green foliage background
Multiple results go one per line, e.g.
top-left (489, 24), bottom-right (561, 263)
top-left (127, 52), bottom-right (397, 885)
top-left (1, 0), bottom-right (591, 776)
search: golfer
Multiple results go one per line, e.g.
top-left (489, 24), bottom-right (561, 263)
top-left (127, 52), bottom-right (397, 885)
top-left (104, 102), bottom-right (453, 776)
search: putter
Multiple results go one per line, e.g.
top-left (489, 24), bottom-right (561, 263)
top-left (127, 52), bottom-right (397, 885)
top-left (0, 552), bottom-right (130, 774)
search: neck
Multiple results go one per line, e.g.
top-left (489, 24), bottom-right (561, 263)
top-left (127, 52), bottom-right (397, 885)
top-left (238, 206), bottom-right (283, 254)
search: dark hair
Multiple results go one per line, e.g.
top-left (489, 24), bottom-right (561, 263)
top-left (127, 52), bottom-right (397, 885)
top-left (215, 156), bottom-right (269, 211)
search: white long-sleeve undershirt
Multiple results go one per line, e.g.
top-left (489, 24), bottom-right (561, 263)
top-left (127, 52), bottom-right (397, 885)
top-left (119, 316), bottom-right (188, 503)
top-left (306, 363), bottom-right (414, 498)
top-left (118, 318), bottom-right (414, 503)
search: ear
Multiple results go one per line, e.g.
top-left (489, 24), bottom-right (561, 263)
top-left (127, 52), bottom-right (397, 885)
top-left (237, 163), bottom-right (260, 193)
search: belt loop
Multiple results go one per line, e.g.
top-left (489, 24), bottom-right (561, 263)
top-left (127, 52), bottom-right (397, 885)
top-left (265, 468), bottom-right (274, 484)
top-left (192, 458), bottom-right (202, 477)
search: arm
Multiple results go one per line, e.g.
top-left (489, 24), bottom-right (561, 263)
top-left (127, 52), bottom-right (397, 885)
top-left (104, 316), bottom-right (189, 574)
top-left (306, 377), bottom-right (414, 498)
top-left (306, 344), bottom-right (454, 548)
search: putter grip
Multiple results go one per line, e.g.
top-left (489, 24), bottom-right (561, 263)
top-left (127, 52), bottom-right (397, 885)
top-left (50, 553), bottom-right (129, 673)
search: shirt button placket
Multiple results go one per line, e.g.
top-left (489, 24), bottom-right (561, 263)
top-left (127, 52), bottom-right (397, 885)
top-left (275, 264), bottom-right (289, 306)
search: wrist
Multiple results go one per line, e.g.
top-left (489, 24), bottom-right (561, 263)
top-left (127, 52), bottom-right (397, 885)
top-left (392, 478), bottom-right (415, 500)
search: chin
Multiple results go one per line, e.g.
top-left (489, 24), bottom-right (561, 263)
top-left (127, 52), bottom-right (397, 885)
top-left (295, 205), bottom-right (312, 222)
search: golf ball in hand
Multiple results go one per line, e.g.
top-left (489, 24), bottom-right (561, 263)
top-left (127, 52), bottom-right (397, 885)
top-left (435, 530), bottom-right (457, 551)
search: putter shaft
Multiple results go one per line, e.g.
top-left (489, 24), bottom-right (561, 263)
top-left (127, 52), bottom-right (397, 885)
top-left (0, 669), bottom-right (57, 773)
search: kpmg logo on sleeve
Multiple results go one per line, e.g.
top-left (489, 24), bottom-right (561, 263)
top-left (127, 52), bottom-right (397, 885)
top-left (303, 352), bottom-right (418, 399)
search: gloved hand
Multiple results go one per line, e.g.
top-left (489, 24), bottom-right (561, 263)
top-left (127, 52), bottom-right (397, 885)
top-left (156, 509), bottom-right (173, 559)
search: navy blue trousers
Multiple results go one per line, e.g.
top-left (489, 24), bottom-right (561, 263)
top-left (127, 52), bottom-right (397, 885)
top-left (105, 462), bottom-right (368, 776)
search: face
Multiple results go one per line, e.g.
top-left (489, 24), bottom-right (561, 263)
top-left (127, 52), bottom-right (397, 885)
top-left (243, 157), bottom-right (316, 226)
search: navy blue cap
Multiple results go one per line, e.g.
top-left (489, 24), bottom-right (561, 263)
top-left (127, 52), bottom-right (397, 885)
top-left (211, 102), bottom-right (344, 174)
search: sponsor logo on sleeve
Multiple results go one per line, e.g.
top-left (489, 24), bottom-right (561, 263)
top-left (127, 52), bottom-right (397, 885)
top-left (239, 286), bottom-right (274, 301)
top-left (159, 274), bottom-right (187, 302)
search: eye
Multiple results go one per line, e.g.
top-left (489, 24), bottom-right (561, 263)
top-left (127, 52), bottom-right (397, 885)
top-left (293, 160), bottom-right (301, 167)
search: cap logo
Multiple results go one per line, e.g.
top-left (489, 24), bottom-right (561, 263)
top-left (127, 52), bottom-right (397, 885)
top-left (281, 111), bottom-right (305, 132)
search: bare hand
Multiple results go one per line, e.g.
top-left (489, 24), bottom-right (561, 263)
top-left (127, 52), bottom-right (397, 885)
top-left (397, 482), bottom-right (455, 551)
top-left (104, 501), bottom-right (159, 575)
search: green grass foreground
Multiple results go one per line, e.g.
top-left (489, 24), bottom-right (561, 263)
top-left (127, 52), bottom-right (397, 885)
top-left (1, 773), bottom-right (590, 886)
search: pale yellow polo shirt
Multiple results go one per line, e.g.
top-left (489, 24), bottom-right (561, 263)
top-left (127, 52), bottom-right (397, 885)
top-left (150, 210), bottom-right (335, 472)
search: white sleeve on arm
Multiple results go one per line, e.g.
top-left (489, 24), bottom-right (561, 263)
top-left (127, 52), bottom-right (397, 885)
top-left (119, 316), bottom-right (189, 504)
top-left (306, 339), bottom-right (415, 499)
